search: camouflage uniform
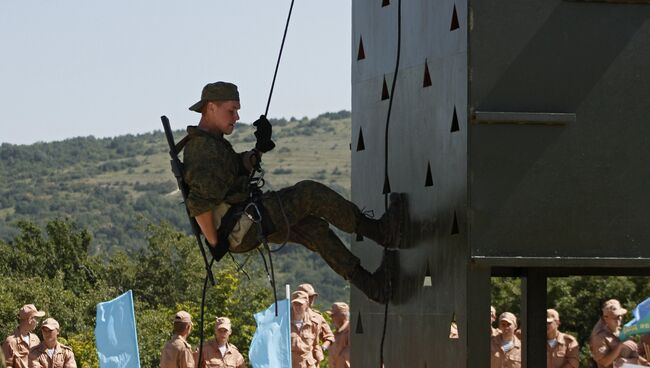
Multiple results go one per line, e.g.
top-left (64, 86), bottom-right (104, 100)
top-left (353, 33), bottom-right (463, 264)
top-left (183, 126), bottom-right (371, 279)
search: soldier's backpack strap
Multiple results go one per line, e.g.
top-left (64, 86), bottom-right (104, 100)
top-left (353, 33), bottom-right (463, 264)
top-left (160, 116), bottom-right (221, 286)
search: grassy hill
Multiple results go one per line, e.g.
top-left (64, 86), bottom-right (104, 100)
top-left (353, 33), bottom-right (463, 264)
top-left (0, 111), bottom-right (352, 306)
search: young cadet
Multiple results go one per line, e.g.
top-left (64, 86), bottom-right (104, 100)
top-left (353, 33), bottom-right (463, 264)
top-left (182, 81), bottom-right (406, 303)
top-left (546, 309), bottom-right (579, 368)
top-left (327, 302), bottom-right (351, 368)
top-left (589, 299), bottom-right (650, 368)
top-left (290, 291), bottom-right (319, 368)
top-left (296, 283), bottom-right (334, 365)
top-left (2, 304), bottom-right (45, 368)
top-left (491, 312), bottom-right (522, 368)
top-left (160, 311), bottom-right (195, 368)
top-left (196, 317), bottom-right (245, 368)
top-left (28, 318), bottom-right (77, 368)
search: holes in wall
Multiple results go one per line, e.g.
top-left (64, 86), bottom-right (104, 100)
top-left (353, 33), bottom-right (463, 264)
top-left (425, 162), bottom-right (433, 187)
top-left (356, 311), bottom-right (364, 334)
top-left (423, 60), bottom-right (432, 88)
top-left (382, 76), bottom-right (390, 100)
top-left (451, 106), bottom-right (460, 132)
top-left (358, 37), bottom-right (366, 60)
top-left (450, 4), bottom-right (460, 31)
top-left (356, 127), bottom-right (366, 151)
top-left (451, 211), bottom-right (459, 235)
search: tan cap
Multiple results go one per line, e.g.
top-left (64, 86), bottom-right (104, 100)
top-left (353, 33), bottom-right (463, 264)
top-left (291, 291), bottom-right (309, 305)
top-left (297, 283), bottom-right (318, 297)
top-left (327, 302), bottom-right (349, 316)
top-left (189, 82), bottom-right (239, 112)
top-left (547, 309), bottom-right (560, 323)
top-left (602, 299), bottom-right (627, 316)
top-left (19, 304), bottom-right (45, 320)
top-left (215, 317), bottom-right (232, 332)
top-left (499, 312), bottom-right (517, 327)
top-left (41, 318), bottom-right (59, 330)
top-left (173, 311), bottom-right (192, 323)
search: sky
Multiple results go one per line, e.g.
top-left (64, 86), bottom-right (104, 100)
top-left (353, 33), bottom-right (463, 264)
top-left (0, 1), bottom-right (351, 145)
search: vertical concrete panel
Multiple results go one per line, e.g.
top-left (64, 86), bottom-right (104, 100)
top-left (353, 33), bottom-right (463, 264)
top-left (352, 0), bottom-right (468, 366)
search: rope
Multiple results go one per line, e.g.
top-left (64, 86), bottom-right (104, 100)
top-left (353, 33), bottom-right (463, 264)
top-left (380, 0), bottom-right (402, 366)
top-left (197, 257), bottom-right (215, 368)
top-left (265, 0), bottom-right (296, 117)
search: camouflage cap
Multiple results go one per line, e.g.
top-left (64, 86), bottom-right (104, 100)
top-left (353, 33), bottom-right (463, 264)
top-left (602, 299), bottom-right (627, 316)
top-left (297, 283), bottom-right (318, 297)
top-left (499, 312), bottom-right (517, 327)
top-left (173, 311), bottom-right (192, 323)
top-left (291, 291), bottom-right (309, 305)
top-left (327, 302), bottom-right (349, 316)
top-left (215, 317), bottom-right (232, 332)
top-left (19, 304), bottom-right (45, 320)
top-left (41, 318), bottom-right (60, 330)
top-left (189, 81), bottom-right (239, 113)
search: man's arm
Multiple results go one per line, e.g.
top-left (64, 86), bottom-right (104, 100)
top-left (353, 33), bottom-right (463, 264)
top-left (562, 338), bottom-right (580, 368)
top-left (595, 342), bottom-right (624, 367)
top-left (195, 211), bottom-right (218, 247)
top-left (1, 340), bottom-right (13, 367)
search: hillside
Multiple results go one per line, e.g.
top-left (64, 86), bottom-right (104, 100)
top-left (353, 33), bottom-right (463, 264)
top-left (0, 111), bottom-right (352, 306)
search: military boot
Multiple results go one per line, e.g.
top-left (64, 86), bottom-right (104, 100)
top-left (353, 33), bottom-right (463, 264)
top-left (348, 250), bottom-right (398, 304)
top-left (356, 193), bottom-right (407, 248)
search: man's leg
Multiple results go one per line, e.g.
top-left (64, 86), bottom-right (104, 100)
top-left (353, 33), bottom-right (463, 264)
top-left (263, 180), bottom-right (404, 248)
top-left (264, 216), bottom-right (394, 304)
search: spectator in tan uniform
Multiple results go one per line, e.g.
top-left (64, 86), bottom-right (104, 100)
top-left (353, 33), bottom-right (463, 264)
top-left (296, 283), bottom-right (335, 365)
top-left (491, 306), bottom-right (500, 337)
top-left (589, 299), bottom-right (650, 368)
top-left (160, 311), bottom-right (195, 368)
top-left (491, 312), bottom-right (522, 368)
top-left (327, 302), bottom-right (350, 368)
top-left (28, 318), bottom-right (77, 368)
top-left (196, 317), bottom-right (245, 368)
top-left (546, 309), bottom-right (579, 368)
top-left (290, 291), bottom-right (320, 368)
top-left (2, 304), bottom-right (46, 368)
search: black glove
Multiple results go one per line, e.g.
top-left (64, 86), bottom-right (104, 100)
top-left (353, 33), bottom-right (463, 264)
top-left (253, 115), bottom-right (276, 153)
top-left (206, 238), bottom-right (228, 262)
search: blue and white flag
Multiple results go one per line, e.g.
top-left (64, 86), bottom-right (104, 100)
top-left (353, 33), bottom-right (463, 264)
top-left (620, 297), bottom-right (650, 340)
top-left (95, 290), bottom-right (141, 368)
top-left (249, 299), bottom-right (291, 368)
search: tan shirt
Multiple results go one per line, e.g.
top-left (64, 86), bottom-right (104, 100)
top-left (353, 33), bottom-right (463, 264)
top-left (197, 340), bottom-right (245, 368)
top-left (307, 309), bottom-right (334, 364)
top-left (160, 335), bottom-right (195, 368)
top-left (291, 313), bottom-right (319, 368)
top-left (590, 319), bottom-right (640, 368)
top-left (328, 321), bottom-right (350, 368)
top-left (491, 334), bottom-right (522, 368)
top-left (547, 331), bottom-right (579, 368)
top-left (2, 330), bottom-right (41, 368)
top-left (28, 342), bottom-right (76, 368)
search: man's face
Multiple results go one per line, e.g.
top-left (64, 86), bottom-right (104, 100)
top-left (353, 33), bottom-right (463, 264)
top-left (205, 100), bottom-right (240, 135)
top-left (499, 320), bottom-right (515, 338)
top-left (41, 327), bottom-right (58, 344)
top-left (604, 313), bottom-right (623, 333)
top-left (215, 327), bottom-right (230, 346)
top-left (547, 320), bottom-right (559, 337)
top-left (332, 313), bottom-right (347, 329)
top-left (292, 301), bottom-right (307, 315)
top-left (26, 316), bottom-right (39, 331)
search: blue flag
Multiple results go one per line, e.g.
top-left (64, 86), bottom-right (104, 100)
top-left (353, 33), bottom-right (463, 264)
top-left (249, 299), bottom-right (292, 368)
top-left (620, 297), bottom-right (650, 340)
top-left (95, 290), bottom-right (141, 368)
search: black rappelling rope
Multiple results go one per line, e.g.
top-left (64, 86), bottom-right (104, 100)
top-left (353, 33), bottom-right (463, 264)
top-left (197, 257), bottom-right (214, 368)
top-left (265, 0), bottom-right (296, 117)
top-left (380, 0), bottom-right (402, 366)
